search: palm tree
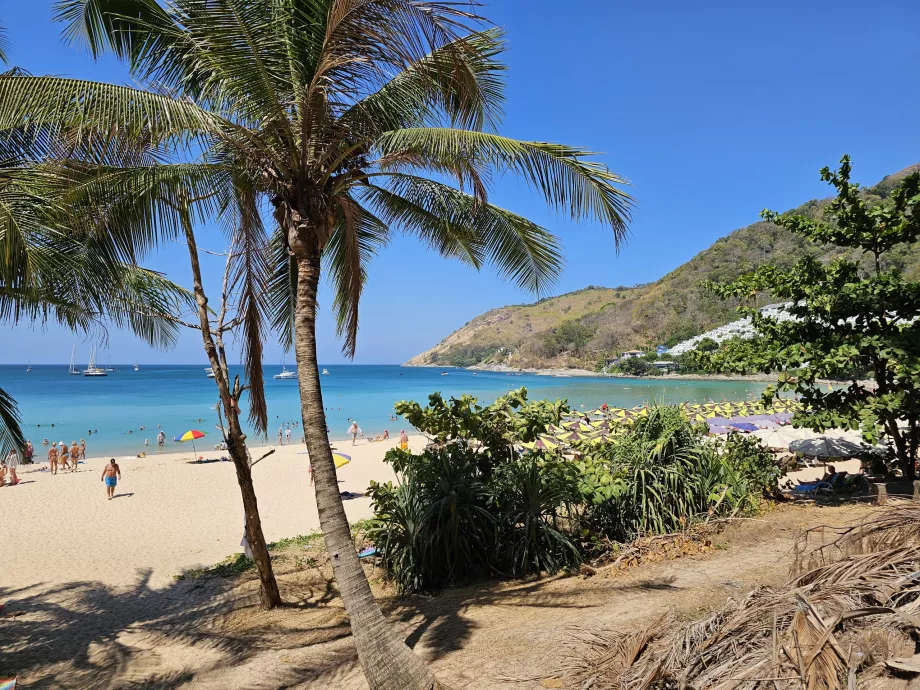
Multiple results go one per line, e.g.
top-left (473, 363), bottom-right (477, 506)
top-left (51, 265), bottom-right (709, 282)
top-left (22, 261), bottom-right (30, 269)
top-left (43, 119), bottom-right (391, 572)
top-left (5, 2), bottom-right (634, 686)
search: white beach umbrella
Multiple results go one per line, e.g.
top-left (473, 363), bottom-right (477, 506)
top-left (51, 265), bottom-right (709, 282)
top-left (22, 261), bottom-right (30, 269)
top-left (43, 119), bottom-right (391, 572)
top-left (752, 427), bottom-right (814, 449)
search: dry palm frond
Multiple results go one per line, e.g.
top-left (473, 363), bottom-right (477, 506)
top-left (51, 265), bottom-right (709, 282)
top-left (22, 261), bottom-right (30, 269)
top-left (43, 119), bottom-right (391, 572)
top-left (567, 502), bottom-right (920, 690)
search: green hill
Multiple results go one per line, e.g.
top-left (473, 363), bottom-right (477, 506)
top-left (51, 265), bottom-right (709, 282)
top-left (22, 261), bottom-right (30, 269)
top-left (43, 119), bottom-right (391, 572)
top-left (406, 164), bottom-right (920, 369)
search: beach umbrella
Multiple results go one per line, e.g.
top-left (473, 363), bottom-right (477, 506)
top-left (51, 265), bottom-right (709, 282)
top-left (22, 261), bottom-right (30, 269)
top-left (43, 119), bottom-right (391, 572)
top-left (522, 436), bottom-right (561, 451)
top-left (555, 429), bottom-right (596, 443)
top-left (728, 422), bottom-right (758, 433)
top-left (752, 427), bottom-right (814, 449)
top-left (789, 436), bottom-right (864, 459)
top-left (332, 452), bottom-right (351, 468)
top-left (174, 429), bottom-right (206, 457)
top-left (708, 425), bottom-right (732, 435)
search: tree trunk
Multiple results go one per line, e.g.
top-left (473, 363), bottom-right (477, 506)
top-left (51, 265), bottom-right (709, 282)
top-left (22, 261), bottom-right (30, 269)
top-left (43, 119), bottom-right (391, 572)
top-left (181, 208), bottom-right (282, 610)
top-left (292, 251), bottom-right (438, 690)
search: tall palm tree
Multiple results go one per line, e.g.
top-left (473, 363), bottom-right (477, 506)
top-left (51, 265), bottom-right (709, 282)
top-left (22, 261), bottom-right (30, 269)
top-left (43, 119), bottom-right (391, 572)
top-left (4, 2), bottom-right (634, 687)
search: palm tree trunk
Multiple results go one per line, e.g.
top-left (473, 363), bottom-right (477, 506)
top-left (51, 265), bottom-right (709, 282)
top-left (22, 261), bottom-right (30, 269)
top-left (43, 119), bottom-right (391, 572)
top-left (181, 207), bottom-right (282, 610)
top-left (292, 252), bottom-right (439, 690)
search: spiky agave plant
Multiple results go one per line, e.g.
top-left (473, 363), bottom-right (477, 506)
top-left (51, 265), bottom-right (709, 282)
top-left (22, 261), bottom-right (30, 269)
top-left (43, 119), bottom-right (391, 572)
top-left (3, 2), bottom-right (635, 686)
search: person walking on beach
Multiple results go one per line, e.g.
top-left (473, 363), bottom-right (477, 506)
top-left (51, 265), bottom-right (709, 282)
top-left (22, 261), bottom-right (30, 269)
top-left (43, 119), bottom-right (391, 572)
top-left (285, 426), bottom-right (291, 444)
top-left (4, 448), bottom-right (19, 485)
top-left (47, 443), bottom-right (58, 474)
top-left (79, 438), bottom-right (86, 461)
top-left (24, 440), bottom-right (34, 464)
top-left (101, 459), bottom-right (121, 500)
top-left (59, 442), bottom-right (70, 471)
top-left (70, 441), bottom-right (80, 472)
top-left (399, 429), bottom-right (409, 450)
top-left (348, 421), bottom-right (359, 446)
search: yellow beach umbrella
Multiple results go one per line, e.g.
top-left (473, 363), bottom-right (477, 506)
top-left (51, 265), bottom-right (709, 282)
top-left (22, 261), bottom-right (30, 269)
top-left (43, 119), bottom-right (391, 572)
top-left (332, 452), bottom-right (351, 468)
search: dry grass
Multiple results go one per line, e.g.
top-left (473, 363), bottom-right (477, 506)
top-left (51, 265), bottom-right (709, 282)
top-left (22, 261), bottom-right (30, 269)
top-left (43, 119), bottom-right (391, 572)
top-left (566, 500), bottom-right (920, 690)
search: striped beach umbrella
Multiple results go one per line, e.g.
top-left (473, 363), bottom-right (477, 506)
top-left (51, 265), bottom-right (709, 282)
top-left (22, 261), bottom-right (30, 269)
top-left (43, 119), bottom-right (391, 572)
top-left (174, 429), bottom-right (207, 458)
top-left (332, 452), bottom-right (351, 468)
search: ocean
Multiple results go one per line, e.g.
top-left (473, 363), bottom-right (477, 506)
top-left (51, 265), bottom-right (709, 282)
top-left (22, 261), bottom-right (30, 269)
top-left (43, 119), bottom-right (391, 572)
top-left (1, 365), bottom-right (767, 456)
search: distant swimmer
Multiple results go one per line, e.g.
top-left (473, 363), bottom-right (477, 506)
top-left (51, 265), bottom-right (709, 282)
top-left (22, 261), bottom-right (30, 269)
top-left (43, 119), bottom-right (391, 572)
top-left (42, 438), bottom-right (48, 445)
top-left (101, 458), bottom-right (122, 500)
top-left (140, 425), bottom-right (145, 431)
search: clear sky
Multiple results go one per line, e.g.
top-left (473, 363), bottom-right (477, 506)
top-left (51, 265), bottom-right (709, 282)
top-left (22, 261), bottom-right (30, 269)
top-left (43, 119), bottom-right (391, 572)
top-left (4, 1), bottom-right (919, 365)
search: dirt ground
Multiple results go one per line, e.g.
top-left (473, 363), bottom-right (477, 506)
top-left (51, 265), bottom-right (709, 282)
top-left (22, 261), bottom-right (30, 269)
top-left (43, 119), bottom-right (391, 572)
top-left (1, 501), bottom-right (880, 689)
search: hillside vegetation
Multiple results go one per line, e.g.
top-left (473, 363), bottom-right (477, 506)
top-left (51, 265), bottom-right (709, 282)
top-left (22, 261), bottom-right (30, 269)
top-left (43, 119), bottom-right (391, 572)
top-left (406, 164), bottom-right (920, 369)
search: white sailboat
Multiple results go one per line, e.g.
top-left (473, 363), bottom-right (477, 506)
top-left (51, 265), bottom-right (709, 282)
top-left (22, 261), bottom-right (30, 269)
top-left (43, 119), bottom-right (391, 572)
top-left (134, 362), bottom-right (139, 371)
top-left (69, 344), bottom-right (81, 375)
top-left (105, 355), bottom-right (117, 372)
top-left (274, 356), bottom-right (297, 380)
top-left (83, 347), bottom-right (108, 376)
top-left (26, 358), bottom-right (32, 372)
top-left (205, 367), bottom-right (215, 378)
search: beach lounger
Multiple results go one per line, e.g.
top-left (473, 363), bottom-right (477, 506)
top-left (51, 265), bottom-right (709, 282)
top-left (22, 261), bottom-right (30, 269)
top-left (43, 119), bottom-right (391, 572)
top-left (793, 471), bottom-right (848, 496)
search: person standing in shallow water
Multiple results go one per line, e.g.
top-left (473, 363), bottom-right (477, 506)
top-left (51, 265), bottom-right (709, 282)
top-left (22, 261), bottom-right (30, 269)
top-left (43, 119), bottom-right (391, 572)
top-left (101, 459), bottom-right (121, 500)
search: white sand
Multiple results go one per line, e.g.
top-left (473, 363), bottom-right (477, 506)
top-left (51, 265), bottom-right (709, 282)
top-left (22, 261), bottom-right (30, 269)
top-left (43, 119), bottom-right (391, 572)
top-left (1, 435), bottom-right (425, 589)
top-left (2, 435), bottom-right (867, 592)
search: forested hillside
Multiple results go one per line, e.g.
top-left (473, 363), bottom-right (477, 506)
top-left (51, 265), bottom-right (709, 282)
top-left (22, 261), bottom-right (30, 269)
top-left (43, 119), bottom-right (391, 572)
top-left (406, 164), bottom-right (920, 369)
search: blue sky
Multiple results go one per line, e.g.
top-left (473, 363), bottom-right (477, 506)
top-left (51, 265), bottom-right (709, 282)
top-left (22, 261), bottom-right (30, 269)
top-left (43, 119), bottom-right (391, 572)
top-left (4, 1), bottom-right (920, 365)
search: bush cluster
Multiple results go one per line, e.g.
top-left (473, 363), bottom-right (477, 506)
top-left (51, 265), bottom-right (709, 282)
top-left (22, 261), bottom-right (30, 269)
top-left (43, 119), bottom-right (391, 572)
top-left (368, 389), bottom-right (781, 593)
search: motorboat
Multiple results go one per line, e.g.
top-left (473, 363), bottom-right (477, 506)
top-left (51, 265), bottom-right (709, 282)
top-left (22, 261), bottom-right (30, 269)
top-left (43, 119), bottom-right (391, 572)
top-left (322, 368), bottom-right (330, 375)
top-left (83, 347), bottom-right (108, 376)
top-left (440, 371), bottom-right (449, 376)
top-left (134, 363), bottom-right (139, 371)
top-left (69, 344), bottom-right (81, 375)
top-left (274, 358), bottom-right (298, 380)
top-left (205, 367), bottom-right (215, 378)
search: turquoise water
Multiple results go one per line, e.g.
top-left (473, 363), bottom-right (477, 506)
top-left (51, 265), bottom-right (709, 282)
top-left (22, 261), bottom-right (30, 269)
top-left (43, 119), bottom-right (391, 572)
top-left (1, 365), bottom-right (766, 456)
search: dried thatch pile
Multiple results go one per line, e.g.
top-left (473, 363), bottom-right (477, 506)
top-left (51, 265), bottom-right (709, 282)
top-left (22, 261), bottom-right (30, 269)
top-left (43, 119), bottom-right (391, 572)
top-left (569, 502), bottom-right (920, 690)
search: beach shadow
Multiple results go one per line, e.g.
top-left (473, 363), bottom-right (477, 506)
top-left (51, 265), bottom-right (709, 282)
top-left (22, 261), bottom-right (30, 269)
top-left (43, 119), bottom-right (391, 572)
top-left (0, 570), bottom-right (350, 689)
top-left (390, 576), bottom-right (603, 660)
top-left (113, 492), bottom-right (134, 499)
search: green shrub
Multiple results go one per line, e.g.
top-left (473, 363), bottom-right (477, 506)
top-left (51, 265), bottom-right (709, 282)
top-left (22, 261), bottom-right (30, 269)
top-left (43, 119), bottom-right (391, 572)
top-left (370, 396), bottom-right (773, 593)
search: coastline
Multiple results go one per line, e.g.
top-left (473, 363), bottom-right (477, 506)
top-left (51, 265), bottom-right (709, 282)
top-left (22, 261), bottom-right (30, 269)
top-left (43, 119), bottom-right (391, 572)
top-left (460, 362), bottom-right (781, 382)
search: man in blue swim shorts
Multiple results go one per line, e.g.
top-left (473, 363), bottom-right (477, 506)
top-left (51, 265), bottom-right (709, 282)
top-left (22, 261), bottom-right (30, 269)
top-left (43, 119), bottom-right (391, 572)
top-left (101, 458), bottom-right (122, 500)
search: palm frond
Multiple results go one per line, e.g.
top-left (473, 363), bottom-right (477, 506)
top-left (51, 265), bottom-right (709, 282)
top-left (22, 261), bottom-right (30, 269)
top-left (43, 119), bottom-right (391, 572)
top-left (0, 75), bottom-right (220, 152)
top-left (265, 224), bottom-right (298, 351)
top-left (339, 28), bottom-right (506, 136)
top-left (225, 177), bottom-right (270, 434)
top-left (382, 174), bottom-right (563, 294)
top-left (374, 128), bottom-right (634, 246)
top-left (325, 194), bottom-right (390, 356)
top-left (315, 0), bottom-right (485, 102)
top-left (0, 22), bottom-right (10, 65)
top-left (0, 387), bottom-right (24, 455)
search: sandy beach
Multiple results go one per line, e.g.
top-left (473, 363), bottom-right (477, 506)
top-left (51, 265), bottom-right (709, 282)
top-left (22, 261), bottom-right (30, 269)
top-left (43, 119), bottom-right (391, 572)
top-left (1, 435), bottom-right (426, 590)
